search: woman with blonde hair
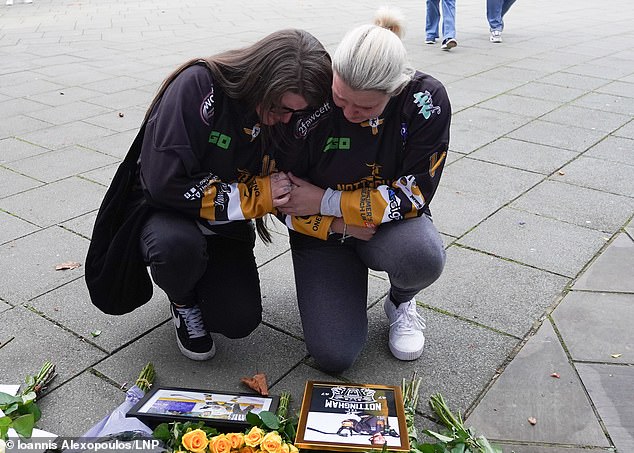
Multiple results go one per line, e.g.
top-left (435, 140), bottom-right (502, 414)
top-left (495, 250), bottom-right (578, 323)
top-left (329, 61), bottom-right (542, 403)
top-left (279, 8), bottom-right (450, 372)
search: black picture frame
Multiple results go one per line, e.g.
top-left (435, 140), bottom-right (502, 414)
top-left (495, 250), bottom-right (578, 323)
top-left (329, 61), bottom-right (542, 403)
top-left (295, 381), bottom-right (410, 452)
top-left (127, 386), bottom-right (279, 430)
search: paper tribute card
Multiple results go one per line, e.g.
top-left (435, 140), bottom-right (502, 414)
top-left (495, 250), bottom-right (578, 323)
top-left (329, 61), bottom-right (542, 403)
top-left (295, 381), bottom-right (410, 452)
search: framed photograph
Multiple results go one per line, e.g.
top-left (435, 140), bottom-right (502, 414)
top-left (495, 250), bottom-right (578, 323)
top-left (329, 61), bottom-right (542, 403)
top-left (295, 381), bottom-right (410, 452)
top-left (128, 386), bottom-right (279, 430)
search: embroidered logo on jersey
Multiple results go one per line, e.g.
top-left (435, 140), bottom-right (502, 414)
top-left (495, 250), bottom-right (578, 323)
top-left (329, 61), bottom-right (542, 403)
top-left (200, 88), bottom-right (214, 125)
top-left (243, 123), bottom-right (261, 142)
top-left (184, 172), bottom-right (220, 200)
top-left (413, 91), bottom-right (441, 119)
top-left (429, 151), bottom-right (447, 178)
top-left (323, 136), bottom-right (351, 152)
top-left (360, 117), bottom-right (384, 135)
top-left (294, 101), bottom-right (332, 138)
top-left (209, 130), bottom-right (232, 149)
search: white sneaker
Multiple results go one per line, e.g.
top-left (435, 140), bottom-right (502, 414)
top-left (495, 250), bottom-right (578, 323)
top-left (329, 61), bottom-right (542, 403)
top-left (490, 30), bottom-right (502, 43)
top-left (383, 295), bottom-right (426, 360)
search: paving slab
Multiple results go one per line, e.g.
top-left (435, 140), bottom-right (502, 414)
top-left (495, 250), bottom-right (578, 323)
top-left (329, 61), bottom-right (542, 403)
top-left (0, 114), bottom-right (53, 139)
top-left (537, 72), bottom-right (611, 91)
top-left (571, 92), bottom-right (634, 117)
top-left (0, 166), bottom-right (43, 197)
top-left (0, 305), bottom-right (106, 390)
top-left (466, 320), bottom-right (609, 447)
top-left (493, 445), bottom-right (608, 453)
top-left (0, 226), bottom-right (89, 303)
top-left (432, 188), bottom-right (503, 237)
top-left (0, 209), bottom-right (38, 245)
top-left (259, 252), bottom-right (389, 339)
top-left (452, 107), bottom-right (531, 136)
top-left (584, 135), bottom-right (634, 167)
top-left (37, 371), bottom-right (125, 437)
top-left (508, 120), bottom-right (607, 153)
top-left (0, 176), bottom-right (106, 227)
top-left (459, 207), bottom-right (610, 277)
top-left (440, 157), bottom-right (544, 204)
top-left (420, 246), bottom-right (569, 337)
top-left (60, 211), bottom-right (98, 239)
top-left (0, 137), bottom-right (51, 164)
top-left (344, 303), bottom-right (518, 419)
top-left (476, 94), bottom-right (559, 119)
top-left (613, 120), bottom-right (634, 140)
top-left (469, 138), bottom-right (578, 175)
top-left (33, 86), bottom-right (104, 107)
top-left (596, 80), bottom-right (634, 99)
top-left (552, 292), bottom-right (634, 364)
top-left (577, 363), bottom-right (634, 453)
top-left (24, 100), bottom-right (113, 126)
top-left (573, 233), bottom-right (634, 293)
top-left (29, 277), bottom-right (170, 354)
top-left (83, 106), bottom-right (145, 133)
top-left (77, 129), bottom-right (139, 159)
top-left (554, 156), bottom-right (634, 197)
top-left (17, 121), bottom-right (114, 151)
top-left (539, 105), bottom-right (631, 134)
top-left (94, 322), bottom-right (307, 392)
top-left (4, 146), bottom-right (120, 183)
top-left (508, 81), bottom-right (587, 104)
top-left (510, 180), bottom-right (634, 233)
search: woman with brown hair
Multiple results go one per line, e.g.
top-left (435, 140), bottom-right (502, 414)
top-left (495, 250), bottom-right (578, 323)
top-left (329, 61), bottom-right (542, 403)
top-left (85, 29), bottom-right (332, 361)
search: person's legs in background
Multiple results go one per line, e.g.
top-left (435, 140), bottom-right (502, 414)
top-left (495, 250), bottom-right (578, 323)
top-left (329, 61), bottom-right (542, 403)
top-left (425, 0), bottom-right (441, 44)
top-left (140, 210), bottom-right (215, 360)
top-left (440, 0), bottom-right (458, 50)
top-left (356, 215), bottom-right (446, 360)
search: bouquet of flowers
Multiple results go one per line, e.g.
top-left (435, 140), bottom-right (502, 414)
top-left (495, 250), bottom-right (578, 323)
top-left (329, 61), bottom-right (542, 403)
top-left (153, 392), bottom-right (298, 453)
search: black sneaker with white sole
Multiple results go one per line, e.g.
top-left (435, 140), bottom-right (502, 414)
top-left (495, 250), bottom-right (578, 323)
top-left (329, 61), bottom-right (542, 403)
top-left (170, 304), bottom-right (216, 361)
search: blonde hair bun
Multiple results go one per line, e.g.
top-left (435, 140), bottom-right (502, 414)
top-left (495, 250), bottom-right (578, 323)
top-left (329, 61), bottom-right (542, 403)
top-left (374, 6), bottom-right (405, 39)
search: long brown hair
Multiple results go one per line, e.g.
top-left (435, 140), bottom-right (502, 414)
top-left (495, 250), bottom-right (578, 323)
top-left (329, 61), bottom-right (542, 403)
top-left (145, 29), bottom-right (332, 243)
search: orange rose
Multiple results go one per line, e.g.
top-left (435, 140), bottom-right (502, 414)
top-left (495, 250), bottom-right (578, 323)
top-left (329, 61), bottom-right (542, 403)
top-left (209, 434), bottom-right (233, 453)
top-left (261, 431), bottom-right (283, 453)
top-left (226, 432), bottom-right (245, 449)
top-left (279, 443), bottom-right (290, 453)
top-left (181, 429), bottom-right (209, 453)
top-left (239, 446), bottom-right (257, 453)
top-left (244, 427), bottom-right (265, 447)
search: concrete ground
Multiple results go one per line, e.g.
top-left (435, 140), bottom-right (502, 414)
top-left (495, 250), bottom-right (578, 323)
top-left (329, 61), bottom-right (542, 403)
top-left (1, 0), bottom-right (633, 452)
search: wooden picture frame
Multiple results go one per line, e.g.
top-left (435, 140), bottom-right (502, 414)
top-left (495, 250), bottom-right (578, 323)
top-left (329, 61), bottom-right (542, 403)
top-left (295, 381), bottom-right (410, 452)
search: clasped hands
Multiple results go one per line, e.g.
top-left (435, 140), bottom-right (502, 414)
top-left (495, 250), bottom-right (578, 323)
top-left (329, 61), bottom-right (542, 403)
top-left (270, 172), bottom-right (375, 241)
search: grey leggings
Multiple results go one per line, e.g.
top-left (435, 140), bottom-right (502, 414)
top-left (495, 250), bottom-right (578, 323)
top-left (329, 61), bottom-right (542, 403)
top-left (289, 215), bottom-right (446, 373)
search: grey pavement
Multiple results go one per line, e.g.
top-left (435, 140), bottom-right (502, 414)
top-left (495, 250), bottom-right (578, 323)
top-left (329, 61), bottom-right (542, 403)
top-left (1, 0), bottom-right (633, 452)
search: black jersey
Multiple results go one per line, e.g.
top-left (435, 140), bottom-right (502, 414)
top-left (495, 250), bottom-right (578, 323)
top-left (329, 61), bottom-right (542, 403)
top-left (283, 71), bottom-right (451, 239)
top-left (140, 64), bottom-right (277, 231)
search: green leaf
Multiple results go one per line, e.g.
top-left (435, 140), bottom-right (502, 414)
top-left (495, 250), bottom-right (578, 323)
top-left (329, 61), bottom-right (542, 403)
top-left (153, 423), bottom-right (171, 441)
top-left (21, 392), bottom-right (37, 405)
top-left (12, 413), bottom-right (35, 438)
top-left (450, 444), bottom-right (465, 453)
top-left (259, 411), bottom-right (280, 430)
top-left (25, 376), bottom-right (35, 388)
top-left (0, 392), bottom-right (22, 407)
top-left (246, 411), bottom-right (263, 427)
top-left (424, 429), bottom-right (455, 443)
top-left (22, 402), bottom-right (41, 423)
top-left (3, 403), bottom-right (19, 415)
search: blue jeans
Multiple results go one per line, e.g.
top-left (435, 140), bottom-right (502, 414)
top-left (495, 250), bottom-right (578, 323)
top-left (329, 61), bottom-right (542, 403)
top-left (426, 0), bottom-right (456, 41)
top-left (487, 0), bottom-right (517, 31)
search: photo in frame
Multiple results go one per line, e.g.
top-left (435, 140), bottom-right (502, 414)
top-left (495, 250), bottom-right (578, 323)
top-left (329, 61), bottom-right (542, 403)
top-left (127, 386), bottom-right (279, 430)
top-left (295, 381), bottom-right (410, 452)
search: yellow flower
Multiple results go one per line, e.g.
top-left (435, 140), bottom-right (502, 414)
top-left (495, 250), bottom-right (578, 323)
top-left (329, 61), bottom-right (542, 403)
top-left (244, 426), bottom-right (265, 447)
top-left (226, 432), bottom-right (245, 449)
top-left (261, 431), bottom-right (283, 453)
top-left (181, 429), bottom-right (209, 453)
top-left (279, 443), bottom-right (290, 453)
top-left (239, 446), bottom-right (257, 453)
top-left (289, 444), bottom-right (299, 453)
top-left (209, 434), bottom-right (233, 453)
